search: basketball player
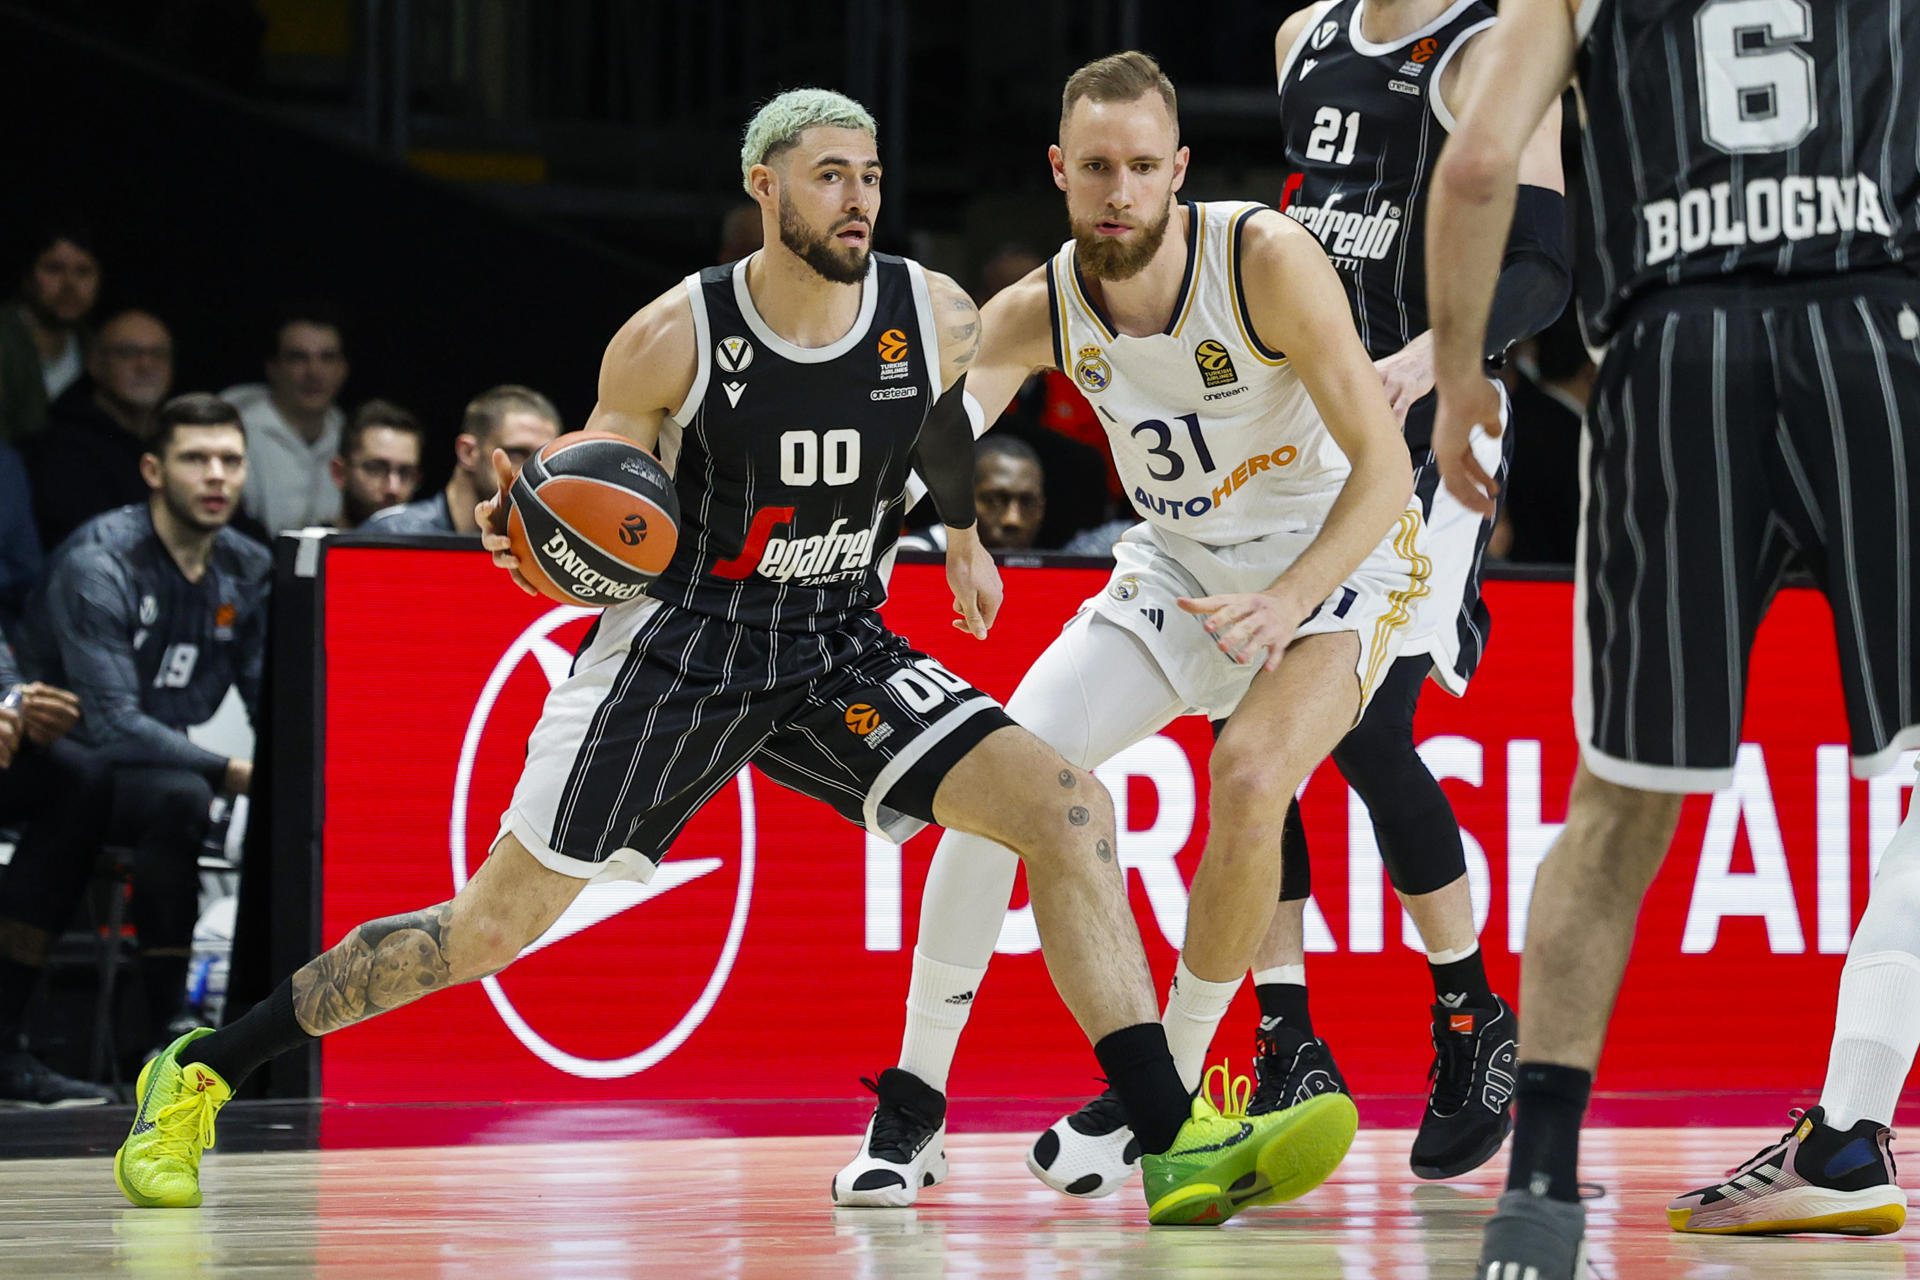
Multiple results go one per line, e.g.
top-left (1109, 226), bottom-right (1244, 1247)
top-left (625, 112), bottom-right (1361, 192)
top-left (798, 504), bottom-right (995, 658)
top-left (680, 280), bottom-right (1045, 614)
top-left (113, 89), bottom-right (1313, 1229)
top-left (835, 52), bottom-right (1425, 1207)
top-left (1241, 0), bottom-right (1570, 1183)
top-left (1427, 1), bottom-right (1920, 1271)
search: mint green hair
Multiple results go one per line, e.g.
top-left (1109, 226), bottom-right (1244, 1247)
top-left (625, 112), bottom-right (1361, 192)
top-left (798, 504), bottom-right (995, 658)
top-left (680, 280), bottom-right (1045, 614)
top-left (739, 88), bottom-right (878, 194)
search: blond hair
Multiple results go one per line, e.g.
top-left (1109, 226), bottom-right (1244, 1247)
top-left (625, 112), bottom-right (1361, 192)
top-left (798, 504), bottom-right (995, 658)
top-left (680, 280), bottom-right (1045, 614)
top-left (739, 88), bottom-right (878, 194)
top-left (1060, 51), bottom-right (1179, 138)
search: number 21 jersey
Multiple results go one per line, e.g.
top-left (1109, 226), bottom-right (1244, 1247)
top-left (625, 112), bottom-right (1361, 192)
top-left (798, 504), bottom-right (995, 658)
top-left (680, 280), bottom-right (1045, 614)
top-left (1046, 200), bottom-right (1349, 546)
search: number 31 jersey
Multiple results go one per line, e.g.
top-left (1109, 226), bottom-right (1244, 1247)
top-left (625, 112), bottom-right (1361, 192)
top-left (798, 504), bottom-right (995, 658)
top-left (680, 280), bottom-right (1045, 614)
top-left (1573, 0), bottom-right (1920, 342)
top-left (1046, 200), bottom-right (1349, 546)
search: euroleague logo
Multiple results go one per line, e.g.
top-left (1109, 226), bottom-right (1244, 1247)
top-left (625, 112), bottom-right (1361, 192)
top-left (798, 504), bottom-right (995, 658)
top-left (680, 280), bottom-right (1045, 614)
top-left (617, 512), bottom-right (648, 546)
top-left (451, 606), bottom-right (756, 1079)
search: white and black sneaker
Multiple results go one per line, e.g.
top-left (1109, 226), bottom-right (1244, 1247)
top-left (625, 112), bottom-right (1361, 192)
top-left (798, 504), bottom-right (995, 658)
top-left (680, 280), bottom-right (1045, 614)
top-left (0, 1051), bottom-right (117, 1108)
top-left (1411, 994), bottom-right (1517, 1179)
top-left (1026, 1086), bottom-right (1141, 1198)
top-left (831, 1068), bottom-right (950, 1207)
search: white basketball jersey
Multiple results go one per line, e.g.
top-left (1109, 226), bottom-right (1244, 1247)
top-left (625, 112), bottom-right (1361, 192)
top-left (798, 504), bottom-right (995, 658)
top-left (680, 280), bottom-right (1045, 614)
top-left (1048, 200), bottom-right (1349, 546)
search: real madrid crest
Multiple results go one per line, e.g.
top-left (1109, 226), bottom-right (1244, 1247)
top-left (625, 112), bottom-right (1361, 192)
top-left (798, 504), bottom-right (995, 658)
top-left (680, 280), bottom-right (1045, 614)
top-left (1073, 344), bottom-right (1112, 394)
top-left (1110, 574), bottom-right (1140, 602)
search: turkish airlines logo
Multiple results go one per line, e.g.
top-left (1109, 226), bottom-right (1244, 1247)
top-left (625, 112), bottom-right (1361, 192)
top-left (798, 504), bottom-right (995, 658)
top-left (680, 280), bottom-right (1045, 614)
top-left (451, 606), bottom-right (756, 1079)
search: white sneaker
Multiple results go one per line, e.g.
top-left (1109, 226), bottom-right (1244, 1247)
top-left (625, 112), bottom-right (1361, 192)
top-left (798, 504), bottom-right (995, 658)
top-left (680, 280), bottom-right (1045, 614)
top-left (1026, 1087), bottom-right (1140, 1198)
top-left (830, 1068), bottom-right (950, 1207)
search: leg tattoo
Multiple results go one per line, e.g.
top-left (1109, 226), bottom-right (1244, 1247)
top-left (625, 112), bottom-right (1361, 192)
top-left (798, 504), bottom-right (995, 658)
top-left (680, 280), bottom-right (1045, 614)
top-left (291, 902), bottom-right (456, 1036)
top-left (1096, 838), bottom-right (1113, 863)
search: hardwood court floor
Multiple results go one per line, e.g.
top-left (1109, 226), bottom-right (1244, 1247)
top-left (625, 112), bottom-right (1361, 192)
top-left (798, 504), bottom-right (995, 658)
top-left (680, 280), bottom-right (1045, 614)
top-left (0, 1126), bottom-right (1913, 1278)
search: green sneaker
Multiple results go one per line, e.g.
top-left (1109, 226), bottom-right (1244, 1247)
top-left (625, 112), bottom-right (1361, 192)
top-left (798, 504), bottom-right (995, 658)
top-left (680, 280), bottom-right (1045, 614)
top-left (1142, 1062), bottom-right (1358, 1225)
top-left (114, 1027), bottom-right (232, 1208)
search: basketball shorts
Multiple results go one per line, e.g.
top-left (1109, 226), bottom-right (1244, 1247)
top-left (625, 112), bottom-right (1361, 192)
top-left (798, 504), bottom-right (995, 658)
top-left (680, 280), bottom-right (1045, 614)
top-left (1084, 502), bottom-right (1433, 721)
top-left (503, 599), bottom-right (1014, 882)
top-left (1579, 269), bottom-right (1920, 793)
top-left (1403, 380), bottom-right (1514, 696)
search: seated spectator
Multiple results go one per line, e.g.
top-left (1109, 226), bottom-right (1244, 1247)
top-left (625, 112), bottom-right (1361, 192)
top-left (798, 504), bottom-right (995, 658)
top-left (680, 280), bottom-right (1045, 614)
top-left (20, 393), bottom-right (268, 1050)
top-left (0, 442), bottom-right (43, 628)
top-left (1503, 309), bottom-right (1592, 566)
top-left (0, 626), bottom-right (117, 1104)
top-left (369, 385), bottom-right (561, 534)
top-left (0, 228), bottom-right (102, 445)
top-left (223, 310), bottom-right (349, 534)
top-left (27, 309), bottom-right (174, 551)
top-left (331, 400), bottom-right (424, 528)
top-left (900, 436), bottom-right (1049, 552)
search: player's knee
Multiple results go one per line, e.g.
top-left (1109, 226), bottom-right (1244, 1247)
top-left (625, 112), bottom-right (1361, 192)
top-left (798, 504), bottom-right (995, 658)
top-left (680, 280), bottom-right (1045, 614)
top-left (1209, 741), bottom-right (1296, 819)
top-left (1007, 764), bottom-right (1114, 863)
top-left (1330, 716), bottom-right (1417, 797)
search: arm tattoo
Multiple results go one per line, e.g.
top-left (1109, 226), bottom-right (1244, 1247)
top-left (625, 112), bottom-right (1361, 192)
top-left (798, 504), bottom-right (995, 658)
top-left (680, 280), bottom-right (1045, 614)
top-left (291, 902), bottom-right (456, 1035)
top-left (934, 280), bottom-right (981, 371)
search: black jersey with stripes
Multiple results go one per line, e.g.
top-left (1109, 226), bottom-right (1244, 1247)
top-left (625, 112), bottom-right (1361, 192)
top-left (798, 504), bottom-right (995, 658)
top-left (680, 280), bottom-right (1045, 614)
top-left (1276, 0), bottom-right (1495, 362)
top-left (646, 253), bottom-right (939, 633)
top-left (1572, 0), bottom-right (1920, 343)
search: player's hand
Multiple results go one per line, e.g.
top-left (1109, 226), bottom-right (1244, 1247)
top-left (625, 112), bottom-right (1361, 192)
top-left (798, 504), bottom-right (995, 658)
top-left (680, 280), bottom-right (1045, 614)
top-left (477, 448), bottom-right (538, 597)
top-left (1432, 375), bottom-right (1505, 519)
top-left (0, 704), bottom-right (21, 770)
top-left (1374, 331), bottom-right (1436, 426)
top-left (18, 683), bottom-right (82, 746)
top-left (944, 525), bottom-right (1003, 640)
top-left (1177, 588), bottom-right (1310, 672)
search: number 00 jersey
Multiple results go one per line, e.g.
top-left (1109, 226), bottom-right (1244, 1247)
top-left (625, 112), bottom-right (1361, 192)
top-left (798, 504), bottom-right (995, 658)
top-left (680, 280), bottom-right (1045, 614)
top-left (1046, 200), bottom-right (1349, 546)
top-left (1276, 0), bottom-right (1495, 362)
top-left (649, 252), bottom-right (940, 633)
top-left (1573, 0), bottom-right (1920, 343)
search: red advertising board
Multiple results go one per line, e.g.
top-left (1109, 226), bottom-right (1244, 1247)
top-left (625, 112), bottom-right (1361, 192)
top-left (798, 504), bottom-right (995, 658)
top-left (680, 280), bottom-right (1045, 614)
top-left (319, 548), bottom-right (1915, 1111)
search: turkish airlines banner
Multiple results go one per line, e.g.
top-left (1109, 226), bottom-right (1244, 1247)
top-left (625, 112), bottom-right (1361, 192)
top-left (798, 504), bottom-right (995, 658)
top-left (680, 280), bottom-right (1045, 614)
top-left (319, 548), bottom-right (1915, 1109)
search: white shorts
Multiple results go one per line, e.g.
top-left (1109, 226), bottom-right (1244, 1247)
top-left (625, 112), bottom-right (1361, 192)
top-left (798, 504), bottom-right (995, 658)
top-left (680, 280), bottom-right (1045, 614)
top-left (1401, 381), bottom-right (1511, 696)
top-left (1083, 502), bottom-right (1433, 721)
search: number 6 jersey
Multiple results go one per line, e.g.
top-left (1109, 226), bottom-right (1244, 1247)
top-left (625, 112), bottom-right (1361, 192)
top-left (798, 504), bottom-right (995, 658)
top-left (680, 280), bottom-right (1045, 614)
top-left (1046, 199), bottom-right (1351, 546)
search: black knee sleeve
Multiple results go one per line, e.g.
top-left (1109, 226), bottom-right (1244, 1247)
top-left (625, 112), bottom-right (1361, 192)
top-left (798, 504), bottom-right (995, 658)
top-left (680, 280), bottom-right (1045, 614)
top-left (1332, 656), bottom-right (1466, 898)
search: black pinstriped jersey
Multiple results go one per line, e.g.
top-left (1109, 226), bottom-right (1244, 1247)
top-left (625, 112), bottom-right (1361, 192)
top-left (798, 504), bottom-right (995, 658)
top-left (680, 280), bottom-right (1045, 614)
top-left (645, 253), bottom-right (938, 633)
top-left (1276, 0), bottom-right (1496, 361)
top-left (1573, 0), bottom-right (1920, 342)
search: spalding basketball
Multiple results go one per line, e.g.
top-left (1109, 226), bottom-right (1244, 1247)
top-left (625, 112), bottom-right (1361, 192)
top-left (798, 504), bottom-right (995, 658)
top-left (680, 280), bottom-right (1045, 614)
top-left (505, 431), bottom-right (680, 607)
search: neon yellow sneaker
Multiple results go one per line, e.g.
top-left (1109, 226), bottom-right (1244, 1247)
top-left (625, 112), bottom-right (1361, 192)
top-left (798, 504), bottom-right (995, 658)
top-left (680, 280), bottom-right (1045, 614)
top-left (1141, 1062), bottom-right (1358, 1225)
top-left (114, 1027), bottom-right (231, 1208)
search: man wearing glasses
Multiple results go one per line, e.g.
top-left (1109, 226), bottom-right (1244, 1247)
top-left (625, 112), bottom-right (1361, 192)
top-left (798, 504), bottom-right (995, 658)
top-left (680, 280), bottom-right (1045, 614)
top-left (367, 385), bottom-right (560, 536)
top-left (330, 400), bottom-right (424, 530)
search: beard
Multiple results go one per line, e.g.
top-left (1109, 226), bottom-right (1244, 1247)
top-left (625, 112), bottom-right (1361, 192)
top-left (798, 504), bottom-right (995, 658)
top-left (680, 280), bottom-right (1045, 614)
top-left (1071, 200), bottom-right (1174, 282)
top-left (778, 191), bottom-right (870, 285)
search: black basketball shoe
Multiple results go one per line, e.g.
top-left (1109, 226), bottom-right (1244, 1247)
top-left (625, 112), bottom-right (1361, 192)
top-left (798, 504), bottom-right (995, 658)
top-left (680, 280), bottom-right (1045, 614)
top-left (831, 1068), bottom-right (949, 1207)
top-left (0, 1050), bottom-right (117, 1107)
top-left (1410, 994), bottom-right (1516, 1179)
top-left (1246, 1019), bottom-right (1351, 1116)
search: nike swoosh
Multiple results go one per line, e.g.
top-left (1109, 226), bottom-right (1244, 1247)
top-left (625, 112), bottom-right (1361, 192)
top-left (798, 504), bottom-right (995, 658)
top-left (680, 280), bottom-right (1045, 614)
top-left (1167, 1122), bottom-right (1254, 1159)
top-left (518, 858), bottom-right (723, 957)
top-left (130, 1065), bottom-right (164, 1135)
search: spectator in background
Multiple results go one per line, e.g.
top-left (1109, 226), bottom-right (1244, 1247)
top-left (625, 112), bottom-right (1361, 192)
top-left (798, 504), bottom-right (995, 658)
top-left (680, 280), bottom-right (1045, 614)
top-left (0, 443), bottom-right (43, 628)
top-left (331, 400), bottom-right (424, 529)
top-left (223, 312), bottom-right (349, 534)
top-left (0, 229), bottom-right (102, 445)
top-left (718, 203), bottom-right (764, 263)
top-left (900, 437), bottom-right (1049, 552)
top-left (22, 393), bottom-right (268, 1049)
top-left (0, 624), bottom-right (117, 1104)
top-left (974, 435), bottom-right (1047, 550)
top-left (369, 385), bottom-right (561, 535)
top-left (1502, 309), bottom-right (1592, 565)
top-left (27, 309), bottom-right (174, 551)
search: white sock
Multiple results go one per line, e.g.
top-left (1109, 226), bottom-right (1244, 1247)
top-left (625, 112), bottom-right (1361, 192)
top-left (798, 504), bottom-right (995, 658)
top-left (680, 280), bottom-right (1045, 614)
top-left (1162, 957), bottom-right (1241, 1092)
top-left (898, 949), bottom-right (987, 1095)
top-left (1818, 950), bottom-right (1920, 1130)
top-left (1251, 965), bottom-right (1306, 986)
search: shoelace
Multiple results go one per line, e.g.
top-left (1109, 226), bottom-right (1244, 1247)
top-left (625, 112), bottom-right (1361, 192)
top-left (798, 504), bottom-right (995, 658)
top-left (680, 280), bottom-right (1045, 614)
top-left (859, 1074), bottom-right (936, 1162)
top-left (146, 1088), bottom-right (219, 1168)
top-left (1427, 1016), bottom-right (1474, 1113)
top-left (1202, 1062), bottom-right (1253, 1118)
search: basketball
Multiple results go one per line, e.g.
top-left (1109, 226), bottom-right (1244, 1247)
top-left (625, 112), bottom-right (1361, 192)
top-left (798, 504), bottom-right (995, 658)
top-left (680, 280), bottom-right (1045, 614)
top-left (505, 431), bottom-right (680, 607)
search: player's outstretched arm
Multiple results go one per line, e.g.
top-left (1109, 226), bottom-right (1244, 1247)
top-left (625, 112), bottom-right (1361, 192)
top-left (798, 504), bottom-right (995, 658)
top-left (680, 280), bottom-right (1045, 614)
top-left (479, 285), bottom-right (698, 591)
top-left (918, 270), bottom-right (1007, 638)
top-left (1183, 213), bottom-right (1412, 670)
top-left (1427, 0), bottom-right (1578, 517)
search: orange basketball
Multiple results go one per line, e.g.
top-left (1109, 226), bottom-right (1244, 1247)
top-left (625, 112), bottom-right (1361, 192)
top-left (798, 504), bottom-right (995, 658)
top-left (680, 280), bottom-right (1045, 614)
top-left (505, 431), bottom-right (680, 607)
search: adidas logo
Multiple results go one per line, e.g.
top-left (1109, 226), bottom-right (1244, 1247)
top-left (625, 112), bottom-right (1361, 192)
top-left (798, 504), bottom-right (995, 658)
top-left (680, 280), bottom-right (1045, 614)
top-left (944, 990), bottom-right (975, 1006)
top-left (1139, 606), bottom-right (1165, 631)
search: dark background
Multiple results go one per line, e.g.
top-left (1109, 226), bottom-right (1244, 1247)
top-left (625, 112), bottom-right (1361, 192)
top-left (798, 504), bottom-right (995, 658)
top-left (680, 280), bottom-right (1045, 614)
top-left (2, 0), bottom-right (1312, 491)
